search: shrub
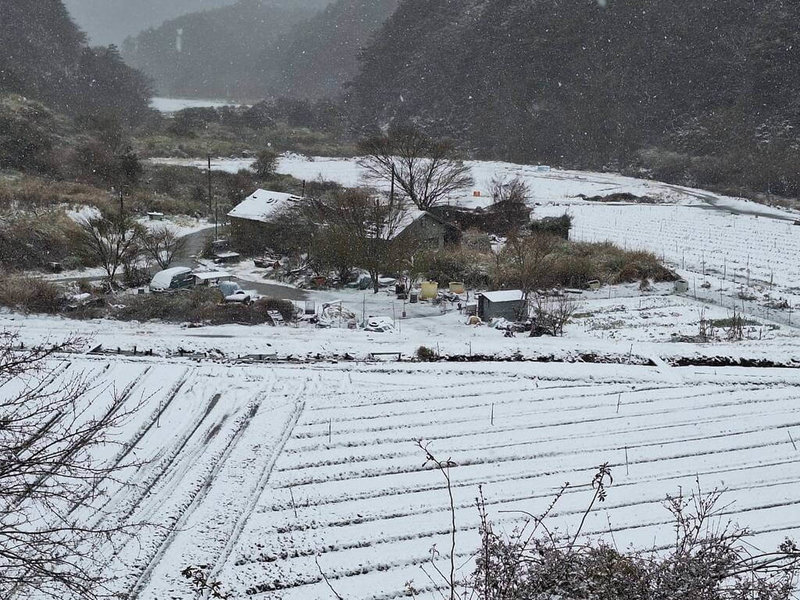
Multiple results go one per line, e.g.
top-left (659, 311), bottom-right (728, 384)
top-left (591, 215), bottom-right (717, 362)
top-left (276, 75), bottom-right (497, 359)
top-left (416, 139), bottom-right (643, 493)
top-left (470, 471), bottom-right (799, 600)
top-left (416, 345), bottom-right (437, 361)
top-left (528, 214), bottom-right (572, 239)
top-left (253, 149), bottom-right (279, 179)
top-left (110, 288), bottom-right (296, 325)
top-left (635, 147), bottom-right (693, 184)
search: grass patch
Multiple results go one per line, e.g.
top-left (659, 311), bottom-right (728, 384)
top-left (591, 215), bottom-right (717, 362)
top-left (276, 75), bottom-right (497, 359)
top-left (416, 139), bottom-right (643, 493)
top-left (0, 210), bottom-right (96, 271)
top-left (0, 173), bottom-right (112, 213)
top-left (134, 122), bottom-right (356, 159)
top-left (0, 275), bottom-right (65, 313)
top-left (548, 242), bottom-right (677, 288)
top-left (416, 239), bottom-right (676, 291)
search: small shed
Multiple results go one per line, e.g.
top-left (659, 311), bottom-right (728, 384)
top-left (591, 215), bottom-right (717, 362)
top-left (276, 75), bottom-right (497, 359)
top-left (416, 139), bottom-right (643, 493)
top-left (477, 290), bottom-right (526, 322)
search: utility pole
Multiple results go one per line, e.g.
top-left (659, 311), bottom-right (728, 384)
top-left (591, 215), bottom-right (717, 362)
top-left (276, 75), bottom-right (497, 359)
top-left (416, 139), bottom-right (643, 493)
top-left (207, 153), bottom-right (212, 214)
top-left (390, 163), bottom-right (395, 204)
top-left (207, 153), bottom-right (218, 241)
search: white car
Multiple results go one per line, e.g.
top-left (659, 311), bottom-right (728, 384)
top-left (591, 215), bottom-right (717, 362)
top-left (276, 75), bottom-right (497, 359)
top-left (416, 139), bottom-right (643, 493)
top-left (218, 281), bottom-right (258, 304)
top-left (223, 289), bottom-right (253, 304)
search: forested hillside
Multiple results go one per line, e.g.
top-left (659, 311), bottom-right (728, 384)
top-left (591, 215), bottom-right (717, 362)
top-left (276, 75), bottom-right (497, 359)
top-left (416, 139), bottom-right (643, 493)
top-left (121, 0), bottom-right (332, 99)
top-left (350, 0), bottom-right (800, 197)
top-left (0, 0), bottom-right (151, 124)
top-left (265, 0), bottom-right (402, 100)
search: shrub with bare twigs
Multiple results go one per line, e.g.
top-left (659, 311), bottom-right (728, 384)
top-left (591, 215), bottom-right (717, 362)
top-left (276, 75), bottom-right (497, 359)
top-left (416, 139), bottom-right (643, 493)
top-left (0, 333), bottom-right (145, 598)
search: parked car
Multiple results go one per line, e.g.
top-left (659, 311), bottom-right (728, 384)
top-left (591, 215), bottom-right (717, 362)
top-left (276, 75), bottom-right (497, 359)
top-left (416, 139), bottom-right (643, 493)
top-left (150, 267), bottom-right (194, 292)
top-left (218, 281), bottom-right (257, 304)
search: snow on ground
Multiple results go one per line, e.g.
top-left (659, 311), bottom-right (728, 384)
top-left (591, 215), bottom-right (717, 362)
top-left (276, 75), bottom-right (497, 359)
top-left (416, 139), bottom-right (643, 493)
top-left (151, 154), bottom-right (800, 219)
top-left (136, 215), bottom-right (213, 237)
top-left (536, 200), bottom-right (800, 330)
top-left (27, 354), bottom-right (800, 600)
top-left (3, 278), bottom-right (800, 368)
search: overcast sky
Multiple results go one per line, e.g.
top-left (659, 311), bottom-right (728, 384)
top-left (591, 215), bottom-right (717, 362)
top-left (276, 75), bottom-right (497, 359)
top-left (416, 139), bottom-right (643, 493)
top-left (62, 0), bottom-right (238, 46)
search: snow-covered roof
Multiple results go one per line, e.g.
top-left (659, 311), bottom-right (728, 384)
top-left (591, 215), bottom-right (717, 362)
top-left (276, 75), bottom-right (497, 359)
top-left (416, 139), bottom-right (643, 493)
top-left (384, 209), bottom-right (425, 239)
top-left (193, 271), bottom-right (232, 281)
top-left (479, 290), bottom-right (525, 303)
top-left (228, 189), bottom-right (303, 223)
top-left (384, 210), bottom-right (455, 240)
top-left (150, 267), bottom-right (192, 290)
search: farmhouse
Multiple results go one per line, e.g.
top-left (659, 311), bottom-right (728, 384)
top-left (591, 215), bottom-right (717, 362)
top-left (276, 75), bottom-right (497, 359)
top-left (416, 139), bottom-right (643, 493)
top-left (388, 210), bottom-right (461, 250)
top-left (477, 289), bottom-right (526, 321)
top-left (228, 189), bottom-right (304, 254)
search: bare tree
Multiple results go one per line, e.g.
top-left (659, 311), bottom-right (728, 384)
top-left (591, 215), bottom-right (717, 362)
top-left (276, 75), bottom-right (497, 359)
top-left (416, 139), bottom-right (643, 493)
top-left (77, 215), bottom-right (142, 290)
top-left (531, 293), bottom-right (579, 336)
top-left (307, 188), bottom-right (408, 293)
top-left (490, 174), bottom-right (530, 205)
top-left (358, 126), bottom-right (474, 210)
top-left (495, 233), bottom-right (560, 314)
top-left (140, 224), bottom-right (187, 270)
top-left (0, 333), bottom-right (141, 599)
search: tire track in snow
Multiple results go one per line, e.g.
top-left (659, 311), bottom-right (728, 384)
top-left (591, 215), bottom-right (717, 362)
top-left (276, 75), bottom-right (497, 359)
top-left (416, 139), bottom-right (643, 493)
top-left (127, 389), bottom-right (250, 599)
top-left (119, 389), bottom-right (223, 526)
top-left (14, 364), bottom-right (151, 511)
top-left (129, 376), bottom-right (308, 600)
top-left (206, 377), bottom-right (310, 587)
top-left (79, 367), bottom-right (193, 526)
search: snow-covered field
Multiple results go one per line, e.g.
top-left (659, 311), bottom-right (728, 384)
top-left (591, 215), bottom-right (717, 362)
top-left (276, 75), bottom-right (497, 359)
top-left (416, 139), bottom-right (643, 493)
top-left (34, 355), bottom-right (800, 600)
top-left (11, 155), bottom-right (800, 598)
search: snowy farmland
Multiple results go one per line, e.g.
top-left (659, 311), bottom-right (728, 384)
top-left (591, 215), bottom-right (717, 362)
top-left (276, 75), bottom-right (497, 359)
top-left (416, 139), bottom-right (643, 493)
top-left (14, 155), bottom-right (800, 598)
top-left (34, 355), bottom-right (800, 599)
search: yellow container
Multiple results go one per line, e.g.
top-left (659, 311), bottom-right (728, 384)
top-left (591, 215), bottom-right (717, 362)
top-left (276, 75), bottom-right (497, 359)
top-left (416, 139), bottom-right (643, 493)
top-left (449, 281), bottom-right (465, 294)
top-left (420, 281), bottom-right (439, 300)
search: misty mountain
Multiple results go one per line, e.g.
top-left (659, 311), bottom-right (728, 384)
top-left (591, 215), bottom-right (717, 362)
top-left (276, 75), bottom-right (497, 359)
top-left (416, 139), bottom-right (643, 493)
top-left (122, 0), bottom-right (399, 101)
top-left (349, 0), bottom-right (800, 195)
top-left (63, 0), bottom-right (241, 47)
top-left (121, 0), bottom-right (331, 99)
top-left (0, 0), bottom-right (151, 124)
